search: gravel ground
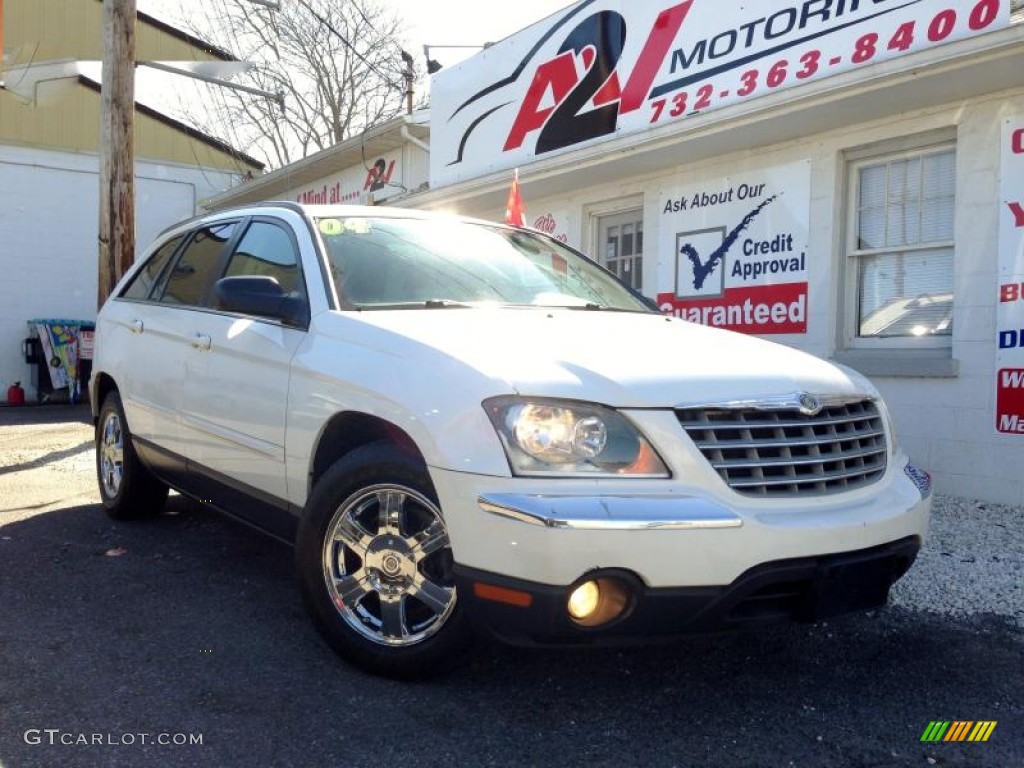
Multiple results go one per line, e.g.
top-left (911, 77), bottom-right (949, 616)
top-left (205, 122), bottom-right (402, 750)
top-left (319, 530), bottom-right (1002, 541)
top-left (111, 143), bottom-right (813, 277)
top-left (891, 496), bottom-right (1024, 627)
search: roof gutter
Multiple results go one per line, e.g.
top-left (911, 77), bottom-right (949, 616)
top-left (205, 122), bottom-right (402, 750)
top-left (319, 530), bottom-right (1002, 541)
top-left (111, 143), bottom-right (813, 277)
top-left (401, 125), bottom-right (430, 155)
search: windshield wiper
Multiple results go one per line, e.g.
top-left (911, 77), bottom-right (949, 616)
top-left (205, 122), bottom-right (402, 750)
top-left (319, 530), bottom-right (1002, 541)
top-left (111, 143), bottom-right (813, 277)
top-left (562, 303), bottom-right (652, 313)
top-left (423, 299), bottom-right (472, 308)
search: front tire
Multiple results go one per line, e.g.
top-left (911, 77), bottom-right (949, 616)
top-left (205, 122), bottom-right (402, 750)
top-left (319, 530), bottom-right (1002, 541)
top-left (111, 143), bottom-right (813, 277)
top-left (296, 442), bottom-right (469, 678)
top-left (96, 391), bottom-right (168, 519)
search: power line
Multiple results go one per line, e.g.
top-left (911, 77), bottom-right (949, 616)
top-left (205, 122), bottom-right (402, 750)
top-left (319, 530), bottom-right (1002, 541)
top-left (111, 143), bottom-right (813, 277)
top-left (292, 0), bottom-right (405, 93)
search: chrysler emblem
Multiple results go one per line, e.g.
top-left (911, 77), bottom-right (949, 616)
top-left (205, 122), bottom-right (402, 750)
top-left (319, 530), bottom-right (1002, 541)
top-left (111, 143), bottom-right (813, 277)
top-left (798, 393), bottom-right (822, 416)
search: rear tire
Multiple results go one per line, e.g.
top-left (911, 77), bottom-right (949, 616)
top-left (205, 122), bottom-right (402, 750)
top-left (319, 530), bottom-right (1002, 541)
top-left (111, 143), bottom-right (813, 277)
top-left (96, 391), bottom-right (168, 519)
top-left (296, 441), bottom-right (470, 678)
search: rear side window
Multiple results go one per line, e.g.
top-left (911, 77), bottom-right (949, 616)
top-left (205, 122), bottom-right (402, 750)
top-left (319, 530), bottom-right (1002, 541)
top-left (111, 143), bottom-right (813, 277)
top-left (158, 222), bottom-right (237, 307)
top-left (223, 221), bottom-right (305, 296)
top-left (121, 235), bottom-right (183, 300)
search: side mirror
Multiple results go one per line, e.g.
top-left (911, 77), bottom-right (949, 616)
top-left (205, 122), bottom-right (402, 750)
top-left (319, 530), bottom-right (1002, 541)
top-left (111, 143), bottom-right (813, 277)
top-left (214, 276), bottom-right (308, 327)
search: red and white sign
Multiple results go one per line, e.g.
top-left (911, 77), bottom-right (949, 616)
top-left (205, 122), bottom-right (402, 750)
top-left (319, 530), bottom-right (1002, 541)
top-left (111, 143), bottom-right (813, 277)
top-left (997, 369), bottom-right (1024, 434)
top-left (430, 0), bottom-right (1008, 187)
top-left (996, 116), bottom-right (1024, 434)
top-left (657, 160), bottom-right (810, 335)
top-left (295, 152), bottom-right (402, 205)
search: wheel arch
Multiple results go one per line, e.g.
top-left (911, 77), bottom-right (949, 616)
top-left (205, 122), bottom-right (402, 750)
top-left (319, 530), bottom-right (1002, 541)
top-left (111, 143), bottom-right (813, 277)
top-left (91, 372), bottom-right (119, 422)
top-left (309, 411), bottom-right (427, 496)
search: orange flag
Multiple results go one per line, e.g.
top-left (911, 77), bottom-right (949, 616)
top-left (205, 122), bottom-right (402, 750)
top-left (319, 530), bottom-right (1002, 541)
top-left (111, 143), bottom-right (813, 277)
top-left (505, 169), bottom-right (525, 227)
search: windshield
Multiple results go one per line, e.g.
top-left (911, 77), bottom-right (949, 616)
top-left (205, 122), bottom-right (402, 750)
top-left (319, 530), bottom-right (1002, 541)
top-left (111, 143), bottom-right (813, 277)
top-left (314, 216), bottom-right (653, 312)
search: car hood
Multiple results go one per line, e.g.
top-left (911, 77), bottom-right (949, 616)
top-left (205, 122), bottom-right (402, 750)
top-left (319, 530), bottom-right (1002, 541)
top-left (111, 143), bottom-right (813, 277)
top-left (342, 308), bottom-right (876, 408)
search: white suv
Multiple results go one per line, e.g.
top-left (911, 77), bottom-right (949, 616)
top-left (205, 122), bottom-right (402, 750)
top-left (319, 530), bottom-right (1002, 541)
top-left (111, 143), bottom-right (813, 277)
top-left (91, 203), bottom-right (931, 677)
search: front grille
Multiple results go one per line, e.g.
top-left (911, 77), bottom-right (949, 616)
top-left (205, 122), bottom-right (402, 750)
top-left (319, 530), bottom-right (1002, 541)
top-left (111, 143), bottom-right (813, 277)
top-left (676, 399), bottom-right (888, 497)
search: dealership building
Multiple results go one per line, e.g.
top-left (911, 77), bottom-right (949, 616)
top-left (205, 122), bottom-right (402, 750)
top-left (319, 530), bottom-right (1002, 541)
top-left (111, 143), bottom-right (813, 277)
top-left (211, 0), bottom-right (1024, 504)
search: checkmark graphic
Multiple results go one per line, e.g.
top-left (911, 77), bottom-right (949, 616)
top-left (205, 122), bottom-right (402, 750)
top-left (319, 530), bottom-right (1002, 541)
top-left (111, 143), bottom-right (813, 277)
top-left (681, 195), bottom-right (779, 290)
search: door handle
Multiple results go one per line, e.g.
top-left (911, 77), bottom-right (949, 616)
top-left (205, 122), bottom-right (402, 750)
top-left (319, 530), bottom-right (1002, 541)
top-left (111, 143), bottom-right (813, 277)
top-left (191, 333), bottom-right (212, 351)
top-left (131, 319), bottom-right (144, 334)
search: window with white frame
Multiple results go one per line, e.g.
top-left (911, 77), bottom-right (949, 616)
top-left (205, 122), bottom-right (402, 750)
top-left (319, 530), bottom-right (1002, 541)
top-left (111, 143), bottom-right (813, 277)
top-left (597, 209), bottom-right (644, 293)
top-left (845, 141), bottom-right (955, 347)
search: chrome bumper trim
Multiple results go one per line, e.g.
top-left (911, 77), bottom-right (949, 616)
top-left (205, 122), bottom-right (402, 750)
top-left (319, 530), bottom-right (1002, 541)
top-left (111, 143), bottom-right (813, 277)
top-left (477, 494), bottom-right (743, 531)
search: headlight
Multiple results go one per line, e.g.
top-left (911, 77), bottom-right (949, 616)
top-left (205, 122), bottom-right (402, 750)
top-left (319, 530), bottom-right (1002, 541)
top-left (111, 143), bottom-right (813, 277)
top-left (483, 397), bottom-right (670, 477)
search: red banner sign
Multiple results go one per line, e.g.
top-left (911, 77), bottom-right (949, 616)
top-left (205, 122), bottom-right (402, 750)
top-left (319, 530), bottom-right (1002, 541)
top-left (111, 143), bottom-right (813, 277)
top-left (658, 282), bottom-right (807, 334)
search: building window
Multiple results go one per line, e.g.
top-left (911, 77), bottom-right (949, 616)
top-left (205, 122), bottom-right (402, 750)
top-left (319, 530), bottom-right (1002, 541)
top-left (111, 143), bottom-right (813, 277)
top-left (846, 142), bottom-right (955, 347)
top-left (597, 209), bottom-right (644, 292)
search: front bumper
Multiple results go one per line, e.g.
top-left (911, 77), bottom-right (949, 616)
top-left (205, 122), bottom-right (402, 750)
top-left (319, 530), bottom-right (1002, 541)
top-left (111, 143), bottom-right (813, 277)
top-left (456, 535), bottom-right (921, 646)
top-left (432, 459), bottom-right (931, 588)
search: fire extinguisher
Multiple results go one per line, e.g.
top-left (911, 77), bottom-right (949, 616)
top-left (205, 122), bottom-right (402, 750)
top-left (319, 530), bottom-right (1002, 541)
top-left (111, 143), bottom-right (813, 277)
top-left (7, 381), bottom-right (25, 406)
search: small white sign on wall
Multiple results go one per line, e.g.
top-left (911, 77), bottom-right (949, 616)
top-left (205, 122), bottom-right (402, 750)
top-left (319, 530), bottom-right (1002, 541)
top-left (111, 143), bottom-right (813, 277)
top-left (658, 159), bottom-right (811, 335)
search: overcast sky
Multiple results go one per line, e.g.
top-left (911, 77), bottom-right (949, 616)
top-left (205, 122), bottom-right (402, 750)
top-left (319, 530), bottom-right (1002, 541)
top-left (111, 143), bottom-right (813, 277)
top-left (137, 0), bottom-right (573, 69)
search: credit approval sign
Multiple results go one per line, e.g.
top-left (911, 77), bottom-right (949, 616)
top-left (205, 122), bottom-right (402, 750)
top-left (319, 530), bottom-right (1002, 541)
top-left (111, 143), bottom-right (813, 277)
top-left (658, 160), bottom-right (810, 335)
top-left (430, 0), bottom-right (1008, 187)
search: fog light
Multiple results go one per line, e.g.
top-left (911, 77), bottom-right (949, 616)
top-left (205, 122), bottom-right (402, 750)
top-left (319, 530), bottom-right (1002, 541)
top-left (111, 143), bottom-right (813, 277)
top-left (568, 580), bottom-right (600, 620)
top-left (566, 577), bottom-right (632, 628)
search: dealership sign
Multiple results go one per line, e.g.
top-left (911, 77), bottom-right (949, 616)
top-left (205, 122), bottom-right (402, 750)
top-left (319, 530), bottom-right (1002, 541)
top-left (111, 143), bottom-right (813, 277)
top-left (657, 160), bottom-right (810, 335)
top-left (996, 116), bottom-right (1024, 434)
top-left (430, 0), bottom-right (1008, 187)
top-left (294, 152), bottom-right (402, 206)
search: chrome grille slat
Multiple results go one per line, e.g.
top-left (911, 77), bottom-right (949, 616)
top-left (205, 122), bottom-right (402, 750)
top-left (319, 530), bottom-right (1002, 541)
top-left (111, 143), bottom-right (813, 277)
top-left (692, 427), bottom-right (884, 451)
top-left (676, 399), bottom-right (888, 497)
top-left (728, 464), bottom-right (886, 488)
top-left (710, 444), bottom-right (886, 470)
top-left (678, 414), bottom-right (877, 430)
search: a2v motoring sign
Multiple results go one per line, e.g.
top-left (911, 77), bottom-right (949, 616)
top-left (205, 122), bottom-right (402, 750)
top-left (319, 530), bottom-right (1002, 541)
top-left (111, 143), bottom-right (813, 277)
top-left (658, 161), bottom-right (811, 335)
top-left (430, 0), bottom-right (1009, 187)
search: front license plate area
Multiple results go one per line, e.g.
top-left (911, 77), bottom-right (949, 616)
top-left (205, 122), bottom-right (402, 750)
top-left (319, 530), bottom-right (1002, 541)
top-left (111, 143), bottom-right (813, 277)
top-left (801, 558), bottom-right (895, 620)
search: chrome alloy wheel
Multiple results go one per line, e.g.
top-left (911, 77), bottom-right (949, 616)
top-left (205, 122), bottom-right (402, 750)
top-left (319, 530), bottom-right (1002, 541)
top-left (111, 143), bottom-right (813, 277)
top-left (322, 484), bottom-right (456, 647)
top-left (99, 410), bottom-right (125, 499)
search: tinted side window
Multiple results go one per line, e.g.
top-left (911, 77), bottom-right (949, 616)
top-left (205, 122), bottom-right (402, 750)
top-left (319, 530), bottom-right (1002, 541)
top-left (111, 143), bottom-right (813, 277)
top-left (224, 221), bottom-right (305, 296)
top-left (121, 235), bottom-right (183, 300)
top-left (159, 222), bottom-right (237, 306)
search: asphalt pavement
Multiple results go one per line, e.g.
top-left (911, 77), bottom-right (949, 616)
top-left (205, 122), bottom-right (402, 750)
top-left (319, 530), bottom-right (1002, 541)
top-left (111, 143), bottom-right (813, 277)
top-left (0, 405), bottom-right (1020, 768)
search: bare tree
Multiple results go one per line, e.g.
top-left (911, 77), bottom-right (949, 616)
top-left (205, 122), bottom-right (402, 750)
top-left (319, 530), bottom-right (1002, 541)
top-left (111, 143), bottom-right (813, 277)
top-left (177, 0), bottom-right (410, 169)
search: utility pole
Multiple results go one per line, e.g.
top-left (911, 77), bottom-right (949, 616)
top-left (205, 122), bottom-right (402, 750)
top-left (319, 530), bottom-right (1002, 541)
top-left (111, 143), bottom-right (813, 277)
top-left (401, 49), bottom-right (414, 115)
top-left (98, 0), bottom-right (137, 308)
